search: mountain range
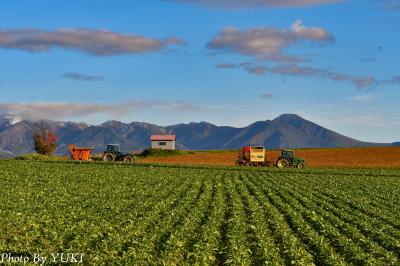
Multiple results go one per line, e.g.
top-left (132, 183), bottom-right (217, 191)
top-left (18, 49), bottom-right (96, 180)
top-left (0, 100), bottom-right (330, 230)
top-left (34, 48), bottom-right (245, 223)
top-left (0, 113), bottom-right (395, 158)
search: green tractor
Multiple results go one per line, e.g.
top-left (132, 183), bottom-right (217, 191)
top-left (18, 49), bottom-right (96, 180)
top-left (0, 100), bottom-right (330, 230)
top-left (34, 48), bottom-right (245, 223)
top-left (276, 149), bottom-right (306, 168)
top-left (102, 144), bottom-right (135, 162)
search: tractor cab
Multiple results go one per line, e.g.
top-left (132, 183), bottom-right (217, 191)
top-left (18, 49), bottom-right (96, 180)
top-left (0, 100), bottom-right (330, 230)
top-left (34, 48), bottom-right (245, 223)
top-left (276, 149), bottom-right (306, 168)
top-left (281, 149), bottom-right (294, 159)
top-left (107, 144), bottom-right (121, 153)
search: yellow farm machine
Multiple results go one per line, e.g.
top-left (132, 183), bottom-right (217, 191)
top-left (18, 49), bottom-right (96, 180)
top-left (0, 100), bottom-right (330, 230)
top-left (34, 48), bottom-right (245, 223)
top-left (237, 146), bottom-right (269, 166)
top-left (236, 146), bottom-right (306, 168)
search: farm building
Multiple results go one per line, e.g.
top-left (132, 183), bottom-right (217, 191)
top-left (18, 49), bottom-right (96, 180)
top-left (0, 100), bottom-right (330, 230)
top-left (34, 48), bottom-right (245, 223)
top-left (150, 135), bottom-right (176, 150)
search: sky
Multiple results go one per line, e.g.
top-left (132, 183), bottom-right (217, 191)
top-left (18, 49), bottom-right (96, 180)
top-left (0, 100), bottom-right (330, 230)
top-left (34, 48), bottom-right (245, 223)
top-left (0, 0), bottom-right (399, 142)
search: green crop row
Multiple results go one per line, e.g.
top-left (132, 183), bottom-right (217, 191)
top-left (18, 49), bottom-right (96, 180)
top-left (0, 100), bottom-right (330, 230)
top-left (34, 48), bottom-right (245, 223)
top-left (0, 160), bottom-right (399, 265)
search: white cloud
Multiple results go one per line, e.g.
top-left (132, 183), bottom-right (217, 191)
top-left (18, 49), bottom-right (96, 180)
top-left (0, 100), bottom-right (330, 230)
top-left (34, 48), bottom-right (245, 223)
top-left (207, 20), bottom-right (333, 62)
top-left (291, 20), bottom-right (330, 40)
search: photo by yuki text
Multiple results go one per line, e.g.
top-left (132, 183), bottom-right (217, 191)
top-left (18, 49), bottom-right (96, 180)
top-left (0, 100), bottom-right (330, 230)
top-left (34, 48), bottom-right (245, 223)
top-left (0, 253), bottom-right (84, 264)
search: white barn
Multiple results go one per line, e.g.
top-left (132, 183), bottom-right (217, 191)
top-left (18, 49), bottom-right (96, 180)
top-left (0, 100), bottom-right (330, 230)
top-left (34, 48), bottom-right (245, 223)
top-left (150, 135), bottom-right (176, 150)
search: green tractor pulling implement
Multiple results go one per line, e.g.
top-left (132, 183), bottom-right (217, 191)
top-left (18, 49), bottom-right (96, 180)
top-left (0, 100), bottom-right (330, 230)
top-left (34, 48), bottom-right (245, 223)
top-left (102, 144), bottom-right (135, 162)
top-left (237, 146), bottom-right (306, 168)
top-left (275, 149), bottom-right (306, 168)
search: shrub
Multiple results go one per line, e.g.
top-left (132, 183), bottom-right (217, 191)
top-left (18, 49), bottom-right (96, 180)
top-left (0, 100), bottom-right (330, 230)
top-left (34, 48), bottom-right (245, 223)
top-left (33, 121), bottom-right (58, 155)
top-left (138, 148), bottom-right (188, 157)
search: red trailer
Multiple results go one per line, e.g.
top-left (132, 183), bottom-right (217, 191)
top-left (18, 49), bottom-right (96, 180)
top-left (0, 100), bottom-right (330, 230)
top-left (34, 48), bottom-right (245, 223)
top-left (69, 144), bottom-right (94, 161)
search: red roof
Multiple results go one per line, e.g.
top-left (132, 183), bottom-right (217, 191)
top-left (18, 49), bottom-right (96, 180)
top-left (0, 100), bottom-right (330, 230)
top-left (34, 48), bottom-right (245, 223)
top-left (150, 135), bottom-right (176, 141)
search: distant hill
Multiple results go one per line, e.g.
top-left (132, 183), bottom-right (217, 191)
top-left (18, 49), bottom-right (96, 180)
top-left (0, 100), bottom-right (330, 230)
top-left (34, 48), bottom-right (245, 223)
top-left (218, 114), bottom-right (368, 149)
top-left (0, 113), bottom-right (389, 157)
top-left (392, 142), bottom-right (400, 146)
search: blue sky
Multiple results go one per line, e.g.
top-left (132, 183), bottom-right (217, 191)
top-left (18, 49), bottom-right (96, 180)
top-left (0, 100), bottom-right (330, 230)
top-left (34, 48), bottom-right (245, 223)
top-left (0, 0), bottom-right (399, 142)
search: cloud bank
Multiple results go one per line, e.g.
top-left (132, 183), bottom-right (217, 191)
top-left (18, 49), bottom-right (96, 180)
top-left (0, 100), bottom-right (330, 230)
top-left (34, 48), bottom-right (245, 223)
top-left (348, 94), bottom-right (375, 102)
top-left (260, 93), bottom-right (273, 99)
top-left (216, 63), bottom-right (379, 90)
top-left (207, 20), bottom-right (332, 62)
top-left (0, 100), bottom-right (214, 121)
top-left (170, 0), bottom-right (343, 9)
top-left (382, 75), bottom-right (400, 85)
top-left (382, 0), bottom-right (400, 10)
top-left (0, 28), bottom-right (185, 56)
top-left (62, 73), bottom-right (104, 82)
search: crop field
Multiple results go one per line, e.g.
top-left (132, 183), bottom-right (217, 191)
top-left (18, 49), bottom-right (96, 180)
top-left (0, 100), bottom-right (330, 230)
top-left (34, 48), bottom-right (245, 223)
top-left (141, 147), bottom-right (400, 168)
top-left (1, 160), bottom-right (400, 265)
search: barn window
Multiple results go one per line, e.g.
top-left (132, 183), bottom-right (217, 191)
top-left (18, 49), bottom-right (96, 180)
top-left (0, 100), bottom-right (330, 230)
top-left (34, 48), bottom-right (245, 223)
top-left (158, 141), bottom-right (167, 146)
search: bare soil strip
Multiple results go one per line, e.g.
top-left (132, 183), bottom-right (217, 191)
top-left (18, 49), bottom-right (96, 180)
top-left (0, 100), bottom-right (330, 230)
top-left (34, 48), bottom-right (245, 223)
top-left (140, 147), bottom-right (400, 168)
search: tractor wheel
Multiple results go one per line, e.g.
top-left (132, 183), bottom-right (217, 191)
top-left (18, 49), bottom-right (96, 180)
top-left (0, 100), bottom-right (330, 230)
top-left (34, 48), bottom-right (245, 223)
top-left (103, 153), bottom-right (116, 162)
top-left (123, 155), bottom-right (134, 163)
top-left (297, 162), bottom-right (306, 169)
top-left (276, 158), bottom-right (289, 168)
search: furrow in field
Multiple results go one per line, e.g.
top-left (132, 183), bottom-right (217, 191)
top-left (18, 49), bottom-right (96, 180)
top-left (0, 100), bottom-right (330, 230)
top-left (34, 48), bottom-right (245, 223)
top-left (187, 173), bottom-right (227, 265)
top-left (222, 173), bottom-right (254, 265)
top-left (216, 174), bottom-right (230, 265)
top-left (241, 174), bottom-right (315, 265)
top-left (285, 173), bottom-right (400, 244)
top-left (247, 174), bottom-right (348, 266)
top-left (121, 171), bottom-right (190, 226)
top-left (290, 172), bottom-right (400, 228)
top-left (275, 173), bottom-right (400, 260)
top-left (128, 174), bottom-right (206, 263)
top-left (257, 173), bottom-right (398, 264)
top-left (288, 173), bottom-right (400, 224)
top-left (156, 171), bottom-right (214, 264)
top-left (278, 172), bottom-right (400, 230)
top-left (113, 173), bottom-right (194, 261)
top-left (184, 173), bottom-right (218, 263)
top-left (234, 173), bottom-right (285, 265)
top-left (319, 190), bottom-right (400, 230)
top-left (316, 193), bottom-right (400, 257)
top-left (367, 199), bottom-right (400, 218)
top-left (118, 172), bottom-right (182, 223)
top-left (286, 186), bottom-right (398, 264)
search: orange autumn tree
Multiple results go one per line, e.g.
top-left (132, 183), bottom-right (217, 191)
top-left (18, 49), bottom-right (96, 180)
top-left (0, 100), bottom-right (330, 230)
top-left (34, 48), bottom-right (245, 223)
top-left (33, 121), bottom-right (58, 155)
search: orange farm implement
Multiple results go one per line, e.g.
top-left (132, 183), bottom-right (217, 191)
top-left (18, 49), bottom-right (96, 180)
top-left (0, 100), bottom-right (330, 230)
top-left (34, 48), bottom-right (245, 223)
top-left (69, 144), bottom-right (94, 161)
